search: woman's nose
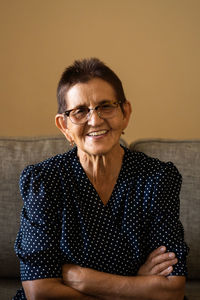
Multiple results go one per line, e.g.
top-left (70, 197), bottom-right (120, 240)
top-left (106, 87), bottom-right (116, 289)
top-left (87, 109), bottom-right (104, 126)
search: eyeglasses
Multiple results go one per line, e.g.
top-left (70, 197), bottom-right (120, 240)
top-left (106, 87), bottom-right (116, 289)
top-left (63, 101), bottom-right (122, 125)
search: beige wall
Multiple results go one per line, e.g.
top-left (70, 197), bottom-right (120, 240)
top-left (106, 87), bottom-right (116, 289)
top-left (1, 0), bottom-right (200, 144)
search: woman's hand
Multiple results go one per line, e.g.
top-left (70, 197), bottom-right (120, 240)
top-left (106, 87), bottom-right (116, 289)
top-left (62, 264), bottom-right (86, 290)
top-left (137, 246), bottom-right (178, 276)
top-left (62, 264), bottom-right (102, 293)
top-left (62, 264), bottom-right (112, 299)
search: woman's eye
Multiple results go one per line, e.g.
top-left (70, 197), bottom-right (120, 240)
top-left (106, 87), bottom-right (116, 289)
top-left (72, 108), bottom-right (88, 116)
top-left (101, 104), bottom-right (113, 110)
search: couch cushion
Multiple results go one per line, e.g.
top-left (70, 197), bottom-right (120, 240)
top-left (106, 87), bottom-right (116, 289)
top-left (0, 278), bottom-right (21, 300)
top-left (0, 136), bottom-right (72, 277)
top-left (185, 280), bottom-right (200, 300)
top-left (130, 139), bottom-right (200, 280)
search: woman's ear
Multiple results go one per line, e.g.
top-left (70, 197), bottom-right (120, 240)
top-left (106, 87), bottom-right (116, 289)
top-left (55, 114), bottom-right (73, 143)
top-left (122, 101), bottom-right (132, 130)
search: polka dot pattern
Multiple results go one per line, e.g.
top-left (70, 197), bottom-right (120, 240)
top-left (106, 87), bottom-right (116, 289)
top-left (13, 146), bottom-right (189, 299)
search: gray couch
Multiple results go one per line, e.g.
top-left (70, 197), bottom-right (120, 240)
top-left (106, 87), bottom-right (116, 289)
top-left (0, 136), bottom-right (199, 300)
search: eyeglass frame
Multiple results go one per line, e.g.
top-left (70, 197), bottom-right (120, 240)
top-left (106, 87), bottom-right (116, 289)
top-left (63, 101), bottom-right (122, 124)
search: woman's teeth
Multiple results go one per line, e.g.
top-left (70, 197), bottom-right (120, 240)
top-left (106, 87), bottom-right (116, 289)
top-left (88, 130), bottom-right (107, 136)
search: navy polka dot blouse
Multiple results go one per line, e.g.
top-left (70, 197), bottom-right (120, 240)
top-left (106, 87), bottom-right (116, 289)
top-left (13, 146), bottom-right (189, 299)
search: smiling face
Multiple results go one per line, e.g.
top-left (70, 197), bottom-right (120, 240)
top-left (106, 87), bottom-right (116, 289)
top-left (56, 78), bottom-right (131, 156)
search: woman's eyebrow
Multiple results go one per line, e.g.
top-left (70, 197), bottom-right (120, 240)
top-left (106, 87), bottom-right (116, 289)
top-left (97, 99), bottom-right (114, 105)
top-left (68, 104), bottom-right (88, 110)
top-left (70, 100), bottom-right (113, 109)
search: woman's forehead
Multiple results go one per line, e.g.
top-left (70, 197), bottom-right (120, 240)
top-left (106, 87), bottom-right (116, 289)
top-left (64, 78), bottom-right (116, 108)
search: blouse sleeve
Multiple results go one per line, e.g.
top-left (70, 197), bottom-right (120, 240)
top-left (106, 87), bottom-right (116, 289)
top-left (14, 165), bottom-right (63, 281)
top-left (147, 162), bottom-right (189, 276)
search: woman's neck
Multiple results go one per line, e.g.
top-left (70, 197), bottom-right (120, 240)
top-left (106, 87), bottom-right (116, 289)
top-left (77, 145), bottom-right (124, 186)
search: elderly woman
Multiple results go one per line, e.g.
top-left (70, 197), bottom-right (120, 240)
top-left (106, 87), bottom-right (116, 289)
top-left (14, 58), bottom-right (188, 300)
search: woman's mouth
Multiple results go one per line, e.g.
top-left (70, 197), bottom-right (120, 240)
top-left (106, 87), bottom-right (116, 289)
top-left (87, 130), bottom-right (108, 137)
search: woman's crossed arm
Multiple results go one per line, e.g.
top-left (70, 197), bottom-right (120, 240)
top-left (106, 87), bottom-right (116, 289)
top-left (62, 246), bottom-right (185, 300)
top-left (62, 265), bottom-right (185, 300)
top-left (22, 246), bottom-right (185, 300)
top-left (22, 278), bottom-right (98, 300)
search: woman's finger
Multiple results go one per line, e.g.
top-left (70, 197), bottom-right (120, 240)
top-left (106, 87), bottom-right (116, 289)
top-left (159, 266), bottom-right (173, 276)
top-left (147, 252), bottom-right (176, 269)
top-left (147, 246), bottom-right (166, 261)
top-left (151, 258), bottom-right (178, 274)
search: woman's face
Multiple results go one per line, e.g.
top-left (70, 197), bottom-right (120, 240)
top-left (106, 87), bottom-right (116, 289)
top-left (57, 78), bottom-right (131, 156)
